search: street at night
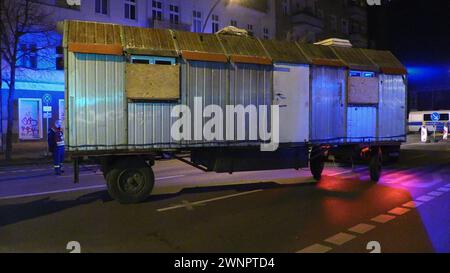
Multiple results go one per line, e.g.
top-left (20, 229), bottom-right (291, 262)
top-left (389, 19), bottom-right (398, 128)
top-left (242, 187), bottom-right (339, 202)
top-left (1, 137), bottom-right (449, 253)
top-left (1, 0), bottom-right (450, 268)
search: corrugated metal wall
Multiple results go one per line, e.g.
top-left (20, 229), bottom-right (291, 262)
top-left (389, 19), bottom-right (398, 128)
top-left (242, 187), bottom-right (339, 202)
top-left (378, 74), bottom-right (407, 141)
top-left (67, 52), bottom-right (127, 151)
top-left (127, 60), bottom-right (273, 148)
top-left (347, 106), bottom-right (377, 143)
top-left (128, 103), bottom-right (176, 148)
top-left (310, 66), bottom-right (347, 143)
top-left (230, 63), bottom-right (273, 142)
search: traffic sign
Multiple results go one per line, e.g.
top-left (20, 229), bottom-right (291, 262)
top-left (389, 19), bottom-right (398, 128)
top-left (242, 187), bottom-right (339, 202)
top-left (43, 106), bottom-right (53, 112)
top-left (43, 94), bottom-right (52, 105)
top-left (431, 112), bottom-right (440, 122)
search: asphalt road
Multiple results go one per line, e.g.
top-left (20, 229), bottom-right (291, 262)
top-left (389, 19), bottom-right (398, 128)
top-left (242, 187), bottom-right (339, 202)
top-left (0, 140), bottom-right (449, 253)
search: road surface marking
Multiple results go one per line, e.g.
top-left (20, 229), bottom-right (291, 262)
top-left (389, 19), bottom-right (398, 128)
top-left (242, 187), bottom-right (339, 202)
top-left (371, 214), bottom-right (396, 224)
top-left (156, 175), bottom-right (186, 181)
top-left (178, 200), bottom-right (205, 211)
top-left (416, 195), bottom-right (435, 202)
top-left (348, 223), bottom-right (375, 234)
top-left (388, 207), bottom-right (410, 216)
top-left (296, 244), bottom-right (332, 254)
top-left (0, 185), bottom-right (107, 201)
top-left (325, 168), bottom-right (365, 176)
top-left (402, 201), bottom-right (423, 208)
top-left (324, 232), bottom-right (356, 246)
top-left (157, 189), bottom-right (263, 212)
top-left (59, 173), bottom-right (102, 178)
top-left (437, 187), bottom-right (450, 192)
top-left (427, 191), bottom-right (444, 197)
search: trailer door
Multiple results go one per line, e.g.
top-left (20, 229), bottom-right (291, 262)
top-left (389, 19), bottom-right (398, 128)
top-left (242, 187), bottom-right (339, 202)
top-left (274, 63), bottom-right (310, 143)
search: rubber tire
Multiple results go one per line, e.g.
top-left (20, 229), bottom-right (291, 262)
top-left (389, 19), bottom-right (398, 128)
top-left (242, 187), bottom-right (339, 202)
top-left (369, 153), bottom-right (382, 182)
top-left (106, 164), bottom-right (155, 204)
top-left (310, 148), bottom-right (325, 181)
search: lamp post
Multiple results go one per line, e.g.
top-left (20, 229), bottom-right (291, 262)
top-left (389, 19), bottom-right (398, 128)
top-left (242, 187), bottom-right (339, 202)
top-left (202, 0), bottom-right (234, 33)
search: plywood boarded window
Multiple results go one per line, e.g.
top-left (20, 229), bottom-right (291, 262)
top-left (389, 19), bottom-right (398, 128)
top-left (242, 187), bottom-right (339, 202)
top-left (348, 76), bottom-right (379, 105)
top-left (125, 63), bottom-right (180, 100)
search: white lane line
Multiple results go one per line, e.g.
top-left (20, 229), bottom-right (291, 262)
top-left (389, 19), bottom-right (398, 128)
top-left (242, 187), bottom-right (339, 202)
top-left (156, 175), bottom-right (185, 181)
top-left (0, 185), bottom-right (107, 201)
top-left (388, 207), bottom-right (410, 216)
top-left (402, 201), bottom-right (423, 208)
top-left (59, 173), bottom-right (102, 178)
top-left (428, 191), bottom-right (444, 197)
top-left (437, 187), bottom-right (450, 192)
top-left (348, 223), bottom-right (375, 234)
top-left (371, 214), bottom-right (396, 224)
top-left (327, 169), bottom-right (363, 177)
top-left (416, 195), bottom-right (435, 202)
top-left (296, 244), bottom-right (332, 254)
top-left (324, 232), bottom-right (356, 246)
top-left (157, 189), bottom-right (263, 212)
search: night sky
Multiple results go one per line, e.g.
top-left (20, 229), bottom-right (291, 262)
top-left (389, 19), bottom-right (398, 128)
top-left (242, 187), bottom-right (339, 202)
top-left (368, 0), bottom-right (450, 92)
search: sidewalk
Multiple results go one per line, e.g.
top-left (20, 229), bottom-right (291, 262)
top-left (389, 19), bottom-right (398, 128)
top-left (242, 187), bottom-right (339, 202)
top-left (0, 141), bottom-right (52, 167)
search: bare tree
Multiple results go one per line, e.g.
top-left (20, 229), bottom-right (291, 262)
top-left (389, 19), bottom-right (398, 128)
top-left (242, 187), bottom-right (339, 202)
top-left (0, 0), bottom-right (55, 160)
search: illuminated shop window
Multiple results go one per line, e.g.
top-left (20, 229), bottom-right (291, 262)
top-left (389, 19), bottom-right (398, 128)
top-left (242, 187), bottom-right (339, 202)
top-left (18, 98), bottom-right (43, 140)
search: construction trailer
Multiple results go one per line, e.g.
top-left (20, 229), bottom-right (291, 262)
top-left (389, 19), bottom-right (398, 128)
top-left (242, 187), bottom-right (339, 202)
top-left (63, 20), bottom-right (407, 203)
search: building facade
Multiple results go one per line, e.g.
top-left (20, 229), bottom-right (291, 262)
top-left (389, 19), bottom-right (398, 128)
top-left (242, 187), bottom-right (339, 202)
top-left (0, 0), bottom-right (276, 150)
top-left (1, 0), bottom-right (370, 152)
top-left (275, 0), bottom-right (368, 48)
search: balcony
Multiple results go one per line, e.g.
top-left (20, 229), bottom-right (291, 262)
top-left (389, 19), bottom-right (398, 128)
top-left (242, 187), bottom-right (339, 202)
top-left (291, 8), bottom-right (324, 29)
top-left (149, 19), bottom-right (191, 31)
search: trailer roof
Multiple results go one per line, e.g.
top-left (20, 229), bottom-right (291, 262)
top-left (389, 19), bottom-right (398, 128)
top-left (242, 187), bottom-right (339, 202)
top-left (331, 47), bottom-right (379, 72)
top-left (64, 20), bottom-right (123, 55)
top-left (217, 35), bottom-right (272, 65)
top-left (297, 43), bottom-right (346, 67)
top-left (172, 31), bottom-right (228, 62)
top-left (63, 20), bottom-right (405, 72)
top-left (122, 26), bottom-right (178, 57)
top-left (259, 39), bottom-right (309, 64)
top-left (361, 49), bottom-right (407, 75)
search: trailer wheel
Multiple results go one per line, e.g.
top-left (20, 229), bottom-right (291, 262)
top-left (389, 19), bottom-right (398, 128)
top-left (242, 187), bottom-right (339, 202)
top-left (106, 161), bottom-right (154, 204)
top-left (369, 149), bottom-right (382, 182)
top-left (310, 147), bottom-right (325, 180)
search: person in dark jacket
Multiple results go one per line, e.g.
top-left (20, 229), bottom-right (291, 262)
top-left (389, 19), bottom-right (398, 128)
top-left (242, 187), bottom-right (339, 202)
top-left (48, 120), bottom-right (65, 175)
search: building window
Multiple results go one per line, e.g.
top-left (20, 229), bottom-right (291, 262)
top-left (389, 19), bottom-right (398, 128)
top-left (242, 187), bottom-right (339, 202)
top-left (317, 9), bottom-right (324, 19)
top-left (124, 0), bottom-right (136, 20)
top-left (29, 44), bottom-right (37, 69)
top-left (247, 24), bottom-right (253, 36)
top-left (282, 0), bottom-right (289, 15)
top-left (95, 0), bottom-right (108, 15)
top-left (19, 44), bottom-right (28, 67)
top-left (169, 5), bottom-right (179, 24)
top-left (18, 43), bottom-right (37, 69)
top-left (192, 11), bottom-right (202, 32)
top-left (230, 20), bottom-right (237, 27)
top-left (18, 98), bottom-right (43, 140)
top-left (130, 55), bottom-right (176, 65)
top-left (152, 1), bottom-right (162, 21)
top-left (342, 19), bottom-right (349, 35)
top-left (263, 27), bottom-right (269, 39)
top-left (330, 15), bottom-right (337, 32)
top-left (212, 14), bottom-right (219, 33)
top-left (56, 46), bottom-right (64, 70)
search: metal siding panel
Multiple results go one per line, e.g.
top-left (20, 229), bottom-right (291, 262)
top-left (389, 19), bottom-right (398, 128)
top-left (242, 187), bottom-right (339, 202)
top-left (67, 53), bottom-right (126, 151)
top-left (378, 74), bottom-right (407, 141)
top-left (347, 106), bottom-right (377, 143)
top-left (311, 66), bottom-right (347, 143)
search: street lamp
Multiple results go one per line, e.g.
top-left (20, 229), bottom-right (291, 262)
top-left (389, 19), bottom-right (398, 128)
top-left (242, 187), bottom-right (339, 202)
top-left (202, 0), bottom-right (235, 33)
